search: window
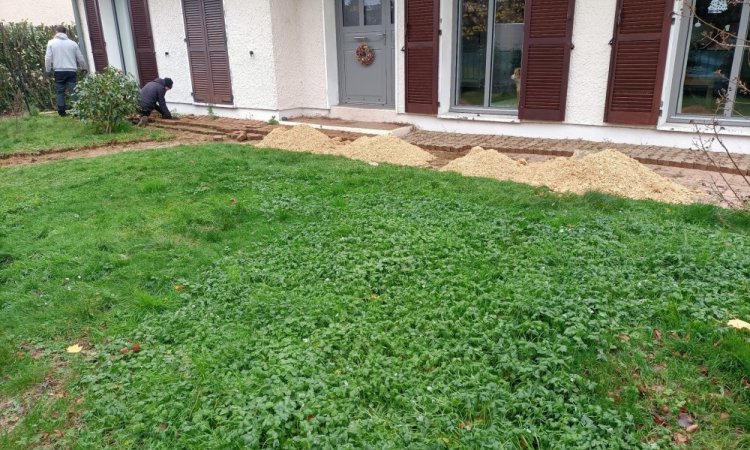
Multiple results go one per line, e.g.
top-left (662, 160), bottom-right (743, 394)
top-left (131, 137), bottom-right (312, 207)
top-left (455, 0), bottom-right (525, 111)
top-left (675, 0), bottom-right (750, 120)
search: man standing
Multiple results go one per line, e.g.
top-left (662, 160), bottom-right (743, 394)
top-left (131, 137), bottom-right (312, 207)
top-left (45, 26), bottom-right (86, 116)
top-left (138, 77), bottom-right (175, 126)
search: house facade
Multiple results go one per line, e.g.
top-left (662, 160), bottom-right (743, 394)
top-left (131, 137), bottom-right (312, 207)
top-left (72, 0), bottom-right (750, 153)
top-left (0, 0), bottom-right (74, 25)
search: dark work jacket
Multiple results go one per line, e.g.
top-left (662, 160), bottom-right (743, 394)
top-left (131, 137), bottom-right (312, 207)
top-left (139, 78), bottom-right (172, 119)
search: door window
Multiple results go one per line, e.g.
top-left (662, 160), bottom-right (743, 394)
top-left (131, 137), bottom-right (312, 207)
top-left (342, 0), bottom-right (360, 27)
top-left (364, 0), bottom-right (383, 25)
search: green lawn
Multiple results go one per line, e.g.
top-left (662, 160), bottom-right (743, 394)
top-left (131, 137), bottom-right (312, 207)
top-left (0, 115), bottom-right (169, 155)
top-left (1, 144), bottom-right (749, 449)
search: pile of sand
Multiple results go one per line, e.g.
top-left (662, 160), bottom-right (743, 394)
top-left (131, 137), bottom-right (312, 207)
top-left (256, 126), bottom-right (435, 167)
top-left (258, 127), bottom-right (697, 204)
top-left (442, 147), bottom-right (697, 204)
top-left (343, 135), bottom-right (436, 167)
top-left (256, 125), bottom-right (341, 155)
top-left (442, 146), bottom-right (525, 179)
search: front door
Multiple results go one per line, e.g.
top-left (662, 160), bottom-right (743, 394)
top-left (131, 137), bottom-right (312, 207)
top-left (336, 0), bottom-right (395, 107)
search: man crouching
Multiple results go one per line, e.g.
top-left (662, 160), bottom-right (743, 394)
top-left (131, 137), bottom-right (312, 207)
top-left (138, 77), bottom-right (175, 126)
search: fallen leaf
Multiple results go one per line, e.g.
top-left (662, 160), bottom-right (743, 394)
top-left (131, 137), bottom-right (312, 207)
top-left (617, 333), bottom-right (630, 342)
top-left (230, 198), bottom-right (237, 204)
top-left (720, 412), bottom-right (730, 420)
top-left (174, 284), bottom-right (186, 292)
top-left (131, 342), bottom-right (141, 353)
top-left (653, 414), bottom-right (668, 426)
top-left (699, 366), bottom-right (709, 376)
top-left (678, 411), bottom-right (695, 428)
top-left (66, 344), bottom-right (82, 354)
top-left (653, 329), bottom-right (662, 343)
top-left (53, 429), bottom-right (63, 438)
top-left (742, 378), bottom-right (750, 389)
top-left (713, 339), bottom-right (723, 348)
top-left (653, 364), bottom-right (667, 372)
top-left (686, 424), bottom-right (699, 433)
top-left (673, 432), bottom-right (689, 445)
top-left (728, 319), bottom-right (750, 331)
top-left (119, 347), bottom-right (130, 354)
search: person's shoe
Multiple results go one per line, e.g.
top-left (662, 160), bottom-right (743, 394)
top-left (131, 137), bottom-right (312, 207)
top-left (137, 116), bottom-right (149, 127)
top-left (58, 110), bottom-right (67, 117)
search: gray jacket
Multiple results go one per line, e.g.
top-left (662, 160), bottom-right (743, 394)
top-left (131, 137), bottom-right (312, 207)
top-left (45, 33), bottom-right (86, 72)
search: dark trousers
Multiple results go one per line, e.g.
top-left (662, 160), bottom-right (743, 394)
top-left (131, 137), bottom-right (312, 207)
top-left (54, 71), bottom-right (77, 115)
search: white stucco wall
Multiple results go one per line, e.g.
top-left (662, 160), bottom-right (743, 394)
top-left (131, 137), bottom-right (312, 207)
top-left (270, 0), bottom-right (329, 112)
top-left (0, 0), bottom-right (74, 25)
top-left (146, 0), bottom-right (283, 116)
top-left (224, 0), bottom-right (278, 111)
top-left (565, 0), bottom-right (617, 125)
top-left (147, 0), bottom-right (197, 106)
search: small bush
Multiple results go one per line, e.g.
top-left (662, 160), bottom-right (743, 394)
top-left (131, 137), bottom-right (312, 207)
top-left (74, 67), bottom-right (139, 133)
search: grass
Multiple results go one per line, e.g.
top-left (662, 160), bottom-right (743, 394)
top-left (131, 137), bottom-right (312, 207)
top-left (0, 115), bottom-right (170, 155)
top-left (0, 144), bottom-right (749, 448)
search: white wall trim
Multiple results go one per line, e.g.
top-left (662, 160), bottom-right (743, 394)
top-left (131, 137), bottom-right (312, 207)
top-left (322, 0), bottom-right (339, 109)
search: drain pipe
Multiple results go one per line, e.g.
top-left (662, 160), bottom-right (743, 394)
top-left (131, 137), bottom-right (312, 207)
top-left (70, 0), bottom-right (90, 71)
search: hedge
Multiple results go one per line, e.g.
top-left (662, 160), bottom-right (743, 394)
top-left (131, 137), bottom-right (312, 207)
top-left (0, 22), bottom-right (80, 114)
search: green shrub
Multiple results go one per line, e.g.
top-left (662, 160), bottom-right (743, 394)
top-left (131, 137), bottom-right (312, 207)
top-left (0, 21), bottom-right (79, 114)
top-left (73, 67), bottom-right (140, 133)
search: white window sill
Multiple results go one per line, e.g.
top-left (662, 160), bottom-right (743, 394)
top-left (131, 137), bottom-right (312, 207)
top-left (191, 102), bottom-right (236, 109)
top-left (658, 121), bottom-right (750, 137)
top-left (438, 111), bottom-right (520, 123)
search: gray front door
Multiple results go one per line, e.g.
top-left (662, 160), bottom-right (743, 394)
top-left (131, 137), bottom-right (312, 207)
top-left (336, 0), bottom-right (395, 107)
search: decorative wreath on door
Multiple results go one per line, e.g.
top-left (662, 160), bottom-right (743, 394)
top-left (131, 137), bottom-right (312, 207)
top-left (355, 43), bottom-right (375, 66)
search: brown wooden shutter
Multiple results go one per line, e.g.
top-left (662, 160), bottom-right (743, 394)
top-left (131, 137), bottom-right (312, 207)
top-left (83, 0), bottom-right (108, 72)
top-left (604, 0), bottom-right (673, 125)
top-left (405, 0), bottom-right (439, 115)
top-left (182, 0), bottom-right (233, 104)
top-left (129, 0), bottom-right (159, 87)
top-left (519, 0), bottom-right (576, 121)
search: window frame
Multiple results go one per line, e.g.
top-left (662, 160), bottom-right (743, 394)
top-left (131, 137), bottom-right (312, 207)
top-left (668, 0), bottom-right (750, 126)
top-left (451, 0), bottom-right (524, 115)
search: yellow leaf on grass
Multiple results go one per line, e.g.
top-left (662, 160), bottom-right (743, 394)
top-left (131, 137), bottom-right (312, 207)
top-left (727, 319), bottom-right (750, 331)
top-left (66, 344), bottom-right (82, 353)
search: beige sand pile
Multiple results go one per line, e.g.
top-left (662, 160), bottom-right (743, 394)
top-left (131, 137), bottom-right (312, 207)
top-left (442, 146), bottom-right (526, 180)
top-left (442, 147), bottom-right (697, 204)
top-left (256, 125), bottom-right (341, 155)
top-left (528, 150), bottom-right (697, 203)
top-left (341, 135), bottom-right (437, 167)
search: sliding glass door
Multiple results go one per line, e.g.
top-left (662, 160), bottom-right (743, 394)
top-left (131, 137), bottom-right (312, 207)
top-left (455, 0), bottom-right (525, 111)
top-left (677, 0), bottom-right (750, 119)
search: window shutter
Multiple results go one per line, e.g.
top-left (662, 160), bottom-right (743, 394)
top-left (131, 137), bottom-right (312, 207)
top-left (604, 0), bottom-right (673, 125)
top-left (519, 0), bottom-right (576, 121)
top-left (83, 0), bottom-right (108, 72)
top-left (129, 0), bottom-right (158, 87)
top-left (203, 0), bottom-right (232, 104)
top-left (405, 0), bottom-right (439, 115)
top-left (182, 0), bottom-right (233, 104)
